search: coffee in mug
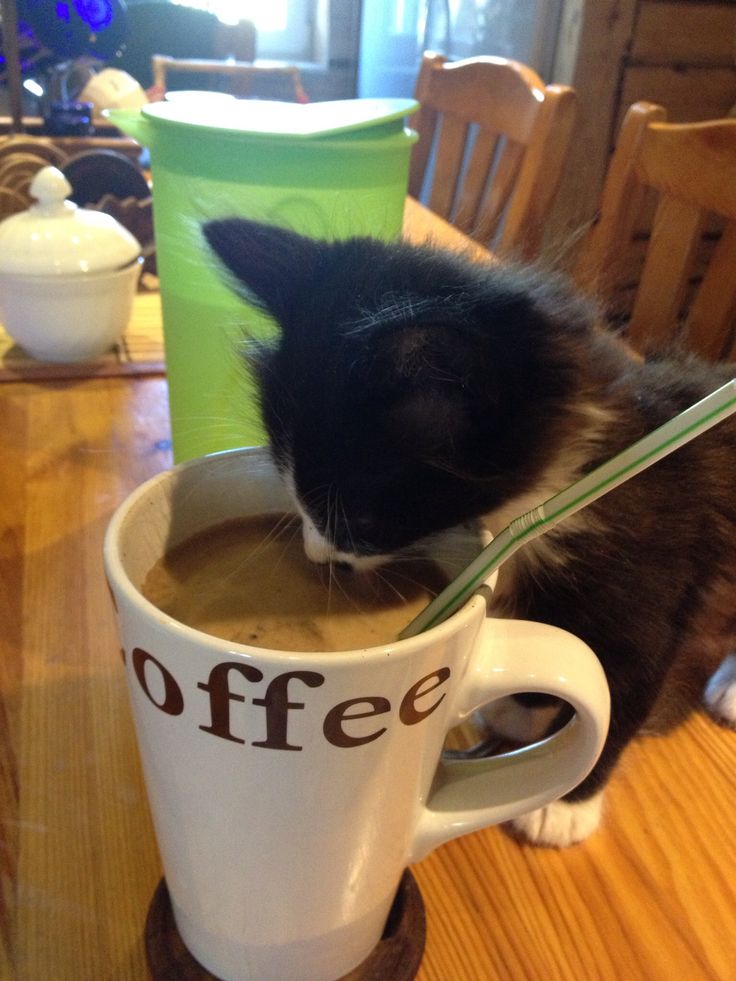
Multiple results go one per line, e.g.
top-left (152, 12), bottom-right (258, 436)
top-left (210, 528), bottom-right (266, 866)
top-left (141, 513), bottom-right (448, 652)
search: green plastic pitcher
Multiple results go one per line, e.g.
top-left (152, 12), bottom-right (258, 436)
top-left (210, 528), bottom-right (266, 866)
top-left (109, 98), bottom-right (418, 462)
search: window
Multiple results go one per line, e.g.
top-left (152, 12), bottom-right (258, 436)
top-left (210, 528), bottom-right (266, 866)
top-left (174, 0), bottom-right (316, 60)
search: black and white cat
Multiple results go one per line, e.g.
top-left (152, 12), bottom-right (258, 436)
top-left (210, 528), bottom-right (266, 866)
top-left (203, 217), bottom-right (736, 847)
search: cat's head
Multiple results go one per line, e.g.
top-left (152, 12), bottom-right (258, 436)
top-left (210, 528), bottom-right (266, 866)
top-left (203, 218), bottom-right (594, 569)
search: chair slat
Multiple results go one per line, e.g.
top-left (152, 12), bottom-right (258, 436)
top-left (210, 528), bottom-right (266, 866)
top-left (408, 106), bottom-right (438, 199)
top-left (453, 130), bottom-right (500, 234)
top-left (429, 115), bottom-right (468, 220)
top-left (684, 219), bottom-right (736, 360)
top-left (473, 140), bottom-right (524, 245)
top-left (627, 195), bottom-right (705, 351)
top-left (408, 55), bottom-right (442, 199)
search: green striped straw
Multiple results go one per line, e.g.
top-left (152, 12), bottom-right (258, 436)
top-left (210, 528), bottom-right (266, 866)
top-left (400, 378), bottom-right (736, 639)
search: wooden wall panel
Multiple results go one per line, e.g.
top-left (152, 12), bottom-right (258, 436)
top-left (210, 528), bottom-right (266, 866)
top-left (631, 2), bottom-right (736, 66)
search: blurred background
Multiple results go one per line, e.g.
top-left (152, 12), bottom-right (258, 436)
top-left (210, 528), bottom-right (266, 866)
top-left (3, 0), bottom-right (735, 263)
top-left (0, 0), bottom-right (562, 115)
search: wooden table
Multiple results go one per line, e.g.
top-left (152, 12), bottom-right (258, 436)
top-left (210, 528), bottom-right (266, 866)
top-left (1, 199), bottom-right (735, 980)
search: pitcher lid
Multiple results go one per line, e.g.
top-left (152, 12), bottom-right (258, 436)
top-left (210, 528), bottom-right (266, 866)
top-left (0, 166), bottom-right (141, 276)
top-left (136, 97), bottom-right (418, 140)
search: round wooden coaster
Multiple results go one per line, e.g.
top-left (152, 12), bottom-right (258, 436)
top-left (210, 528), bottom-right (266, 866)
top-left (145, 870), bottom-right (426, 981)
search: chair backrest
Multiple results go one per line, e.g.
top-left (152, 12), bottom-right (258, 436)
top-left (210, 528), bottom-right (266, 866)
top-left (577, 101), bottom-right (736, 361)
top-left (409, 52), bottom-right (577, 260)
top-left (151, 56), bottom-right (308, 103)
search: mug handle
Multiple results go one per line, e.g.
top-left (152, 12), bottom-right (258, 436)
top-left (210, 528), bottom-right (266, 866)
top-left (409, 608), bottom-right (610, 862)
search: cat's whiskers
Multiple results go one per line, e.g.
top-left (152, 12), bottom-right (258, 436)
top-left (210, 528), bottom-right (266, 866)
top-left (337, 490), bottom-right (360, 557)
top-left (371, 568), bottom-right (409, 606)
top-left (310, 488), bottom-right (386, 616)
top-left (324, 483), bottom-right (340, 615)
top-left (219, 512), bottom-right (301, 586)
top-left (377, 562), bottom-right (443, 599)
top-left (299, 482), bottom-right (332, 510)
top-left (346, 291), bottom-right (470, 336)
top-left (324, 560), bottom-right (364, 614)
top-left (256, 510), bottom-right (301, 553)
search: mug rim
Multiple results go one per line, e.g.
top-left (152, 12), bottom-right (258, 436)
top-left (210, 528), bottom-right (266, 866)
top-left (103, 446), bottom-right (488, 664)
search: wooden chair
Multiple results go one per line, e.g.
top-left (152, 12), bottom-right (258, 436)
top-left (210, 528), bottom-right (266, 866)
top-left (576, 101), bottom-right (736, 361)
top-left (151, 56), bottom-right (309, 104)
top-left (408, 52), bottom-right (577, 260)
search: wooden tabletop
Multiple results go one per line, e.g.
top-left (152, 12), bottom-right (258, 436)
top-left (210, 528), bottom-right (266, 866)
top-left (1, 199), bottom-right (735, 981)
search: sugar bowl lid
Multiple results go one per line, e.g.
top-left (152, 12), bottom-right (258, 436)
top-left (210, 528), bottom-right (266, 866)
top-left (0, 166), bottom-right (141, 276)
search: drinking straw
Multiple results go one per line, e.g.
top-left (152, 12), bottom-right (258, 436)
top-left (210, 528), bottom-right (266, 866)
top-left (400, 378), bottom-right (736, 638)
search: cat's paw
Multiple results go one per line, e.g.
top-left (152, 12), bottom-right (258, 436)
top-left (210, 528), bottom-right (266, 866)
top-left (509, 793), bottom-right (604, 848)
top-left (704, 654), bottom-right (736, 727)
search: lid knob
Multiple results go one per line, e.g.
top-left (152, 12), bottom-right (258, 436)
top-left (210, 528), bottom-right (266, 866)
top-left (29, 166), bottom-right (76, 216)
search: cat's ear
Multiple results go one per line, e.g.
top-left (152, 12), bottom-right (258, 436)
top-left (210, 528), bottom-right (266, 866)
top-left (203, 218), bottom-right (324, 327)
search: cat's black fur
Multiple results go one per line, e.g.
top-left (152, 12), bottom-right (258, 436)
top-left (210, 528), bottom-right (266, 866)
top-left (203, 217), bottom-right (736, 844)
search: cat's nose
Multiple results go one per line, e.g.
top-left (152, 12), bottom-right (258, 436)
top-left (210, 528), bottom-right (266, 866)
top-left (334, 561), bottom-right (354, 573)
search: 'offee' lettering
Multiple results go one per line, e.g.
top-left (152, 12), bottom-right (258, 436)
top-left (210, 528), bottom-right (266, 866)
top-left (399, 668), bottom-right (451, 725)
top-left (131, 657), bottom-right (453, 749)
top-left (198, 661), bottom-right (264, 743)
top-left (132, 648), bottom-right (184, 715)
top-left (323, 697), bottom-right (391, 748)
top-left (252, 671), bottom-right (325, 750)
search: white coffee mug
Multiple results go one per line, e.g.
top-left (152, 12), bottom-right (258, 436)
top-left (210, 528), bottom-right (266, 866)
top-left (104, 447), bottom-right (609, 981)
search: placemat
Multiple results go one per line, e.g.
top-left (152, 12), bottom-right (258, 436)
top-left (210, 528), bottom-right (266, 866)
top-left (0, 291), bottom-right (165, 382)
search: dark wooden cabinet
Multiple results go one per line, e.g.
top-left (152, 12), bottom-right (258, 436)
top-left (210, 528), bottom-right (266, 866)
top-left (550, 0), bottom-right (736, 254)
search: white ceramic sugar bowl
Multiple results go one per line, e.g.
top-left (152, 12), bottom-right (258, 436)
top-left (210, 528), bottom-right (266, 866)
top-left (0, 166), bottom-right (143, 362)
